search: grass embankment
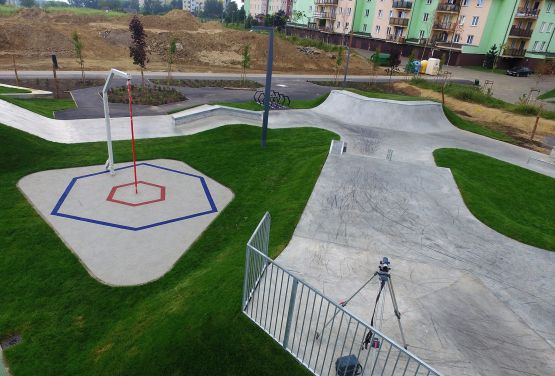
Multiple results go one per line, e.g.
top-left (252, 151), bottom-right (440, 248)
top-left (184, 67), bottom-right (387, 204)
top-left (1, 97), bottom-right (76, 118)
top-left (0, 5), bottom-right (18, 16)
top-left (155, 79), bottom-right (263, 89)
top-left (410, 78), bottom-right (555, 120)
top-left (442, 106), bottom-right (518, 144)
top-left (0, 124), bottom-right (334, 375)
top-left (0, 86), bottom-right (31, 94)
top-left (538, 88), bottom-right (555, 100)
top-left (434, 149), bottom-right (555, 251)
top-left (216, 93), bottom-right (331, 110)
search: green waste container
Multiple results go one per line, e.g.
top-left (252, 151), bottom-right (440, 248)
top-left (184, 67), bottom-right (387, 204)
top-left (370, 52), bottom-right (391, 66)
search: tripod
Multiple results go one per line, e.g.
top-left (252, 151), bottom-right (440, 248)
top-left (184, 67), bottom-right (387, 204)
top-left (315, 257), bottom-right (408, 350)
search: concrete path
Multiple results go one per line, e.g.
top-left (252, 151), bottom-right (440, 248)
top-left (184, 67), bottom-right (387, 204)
top-left (2, 90), bottom-right (555, 375)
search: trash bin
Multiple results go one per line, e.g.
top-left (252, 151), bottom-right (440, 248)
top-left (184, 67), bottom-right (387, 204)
top-left (335, 355), bottom-right (362, 376)
top-left (474, 79), bottom-right (480, 86)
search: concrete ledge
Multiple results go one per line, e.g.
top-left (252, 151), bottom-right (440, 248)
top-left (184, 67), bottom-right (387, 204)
top-left (171, 105), bottom-right (262, 127)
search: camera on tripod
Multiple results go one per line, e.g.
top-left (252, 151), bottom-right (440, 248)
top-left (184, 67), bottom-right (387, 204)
top-left (378, 257), bottom-right (391, 274)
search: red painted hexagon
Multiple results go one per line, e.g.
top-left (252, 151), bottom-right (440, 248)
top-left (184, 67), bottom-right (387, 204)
top-left (107, 181), bottom-right (166, 207)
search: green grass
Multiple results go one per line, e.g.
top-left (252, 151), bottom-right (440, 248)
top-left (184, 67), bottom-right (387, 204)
top-left (0, 4), bottom-right (17, 16)
top-left (0, 86), bottom-right (31, 94)
top-left (44, 6), bottom-right (126, 17)
top-left (410, 78), bottom-right (555, 120)
top-left (348, 89), bottom-right (423, 101)
top-left (465, 66), bottom-right (507, 75)
top-left (0, 123), bottom-right (335, 375)
top-left (434, 149), bottom-right (555, 251)
top-left (278, 33), bottom-right (342, 53)
top-left (538, 88), bottom-right (555, 100)
top-left (0, 97), bottom-right (76, 118)
top-left (442, 106), bottom-right (517, 144)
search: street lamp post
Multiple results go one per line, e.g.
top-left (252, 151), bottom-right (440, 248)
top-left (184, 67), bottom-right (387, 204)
top-left (252, 26), bottom-right (275, 148)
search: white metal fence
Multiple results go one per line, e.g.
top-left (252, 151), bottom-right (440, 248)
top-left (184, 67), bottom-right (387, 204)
top-left (242, 213), bottom-right (442, 376)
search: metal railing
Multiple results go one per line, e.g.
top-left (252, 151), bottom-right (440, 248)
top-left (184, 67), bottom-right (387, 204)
top-left (436, 2), bottom-right (460, 12)
top-left (515, 8), bottom-right (539, 18)
top-left (314, 11), bottom-right (336, 20)
top-left (503, 47), bottom-right (527, 57)
top-left (389, 17), bottom-right (410, 26)
top-left (242, 213), bottom-right (443, 376)
top-left (509, 26), bottom-right (533, 38)
top-left (315, 0), bottom-right (339, 4)
top-left (432, 22), bottom-right (456, 31)
top-left (392, 0), bottom-right (413, 9)
top-left (387, 34), bottom-right (406, 43)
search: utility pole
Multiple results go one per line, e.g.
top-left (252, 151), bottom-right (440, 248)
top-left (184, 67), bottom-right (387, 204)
top-left (253, 26), bottom-right (275, 148)
top-left (342, 31), bottom-right (353, 87)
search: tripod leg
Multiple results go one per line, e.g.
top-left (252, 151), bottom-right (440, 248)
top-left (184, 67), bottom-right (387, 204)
top-left (387, 277), bottom-right (408, 349)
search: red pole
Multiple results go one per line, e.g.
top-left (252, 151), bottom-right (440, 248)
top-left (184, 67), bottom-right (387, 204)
top-left (127, 80), bottom-right (138, 194)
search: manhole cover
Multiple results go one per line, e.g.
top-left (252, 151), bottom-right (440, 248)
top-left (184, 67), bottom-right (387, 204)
top-left (1, 334), bottom-right (21, 350)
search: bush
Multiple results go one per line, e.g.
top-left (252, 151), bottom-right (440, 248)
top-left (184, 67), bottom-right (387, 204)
top-left (108, 85), bottom-right (186, 105)
top-left (512, 104), bottom-right (541, 116)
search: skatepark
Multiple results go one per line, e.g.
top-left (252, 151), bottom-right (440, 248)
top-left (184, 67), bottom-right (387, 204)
top-left (1, 86), bottom-right (554, 375)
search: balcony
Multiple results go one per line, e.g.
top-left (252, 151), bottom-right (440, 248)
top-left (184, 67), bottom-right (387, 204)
top-left (389, 17), bottom-right (410, 27)
top-left (432, 22), bottom-right (456, 31)
top-left (514, 8), bottom-right (539, 18)
top-left (386, 34), bottom-right (406, 43)
top-left (314, 0), bottom-right (339, 5)
top-left (503, 48), bottom-right (527, 57)
top-left (392, 0), bottom-right (412, 9)
top-left (509, 26), bottom-right (533, 38)
top-left (313, 11), bottom-right (336, 20)
top-left (437, 2), bottom-right (460, 13)
top-left (435, 41), bottom-right (463, 50)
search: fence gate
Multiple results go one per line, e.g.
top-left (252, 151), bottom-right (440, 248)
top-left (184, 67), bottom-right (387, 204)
top-left (242, 212), bottom-right (442, 376)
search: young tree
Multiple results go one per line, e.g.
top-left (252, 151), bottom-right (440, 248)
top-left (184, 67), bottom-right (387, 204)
top-left (388, 49), bottom-right (401, 87)
top-left (370, 46), bottom-right (381, 83)
top-left (273, 10), bottom-right (288, 32)
top-left (334, 47), bottom-right (344, 85)
top-left (203, 0), bottom-right (223, 19)
top-left (71, 31), bottom-right (85, 84)
top-left (484, 44), bottom-right (498, 69)
top-left (224, 0), bottom-right (238, 24)
top-left (167, 37), bottom-right (177, 84)
top-left (405, 53), bottom-right (416, 74)
top-left (241, 44), bottom-right (251, 85)
top-left (237, 6), bottom-right (246, 23)
top-left (129, 15), bottom-right (149, 86)
top-left (20, 0), bottom-right (36, 7)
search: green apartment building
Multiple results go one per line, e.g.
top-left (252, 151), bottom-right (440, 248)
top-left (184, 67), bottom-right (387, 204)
top-left (285, 0), bottom-right (555, 66)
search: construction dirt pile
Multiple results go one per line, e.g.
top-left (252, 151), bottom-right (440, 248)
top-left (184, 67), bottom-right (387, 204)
top-left (0, 8), bottom-right (372, 74)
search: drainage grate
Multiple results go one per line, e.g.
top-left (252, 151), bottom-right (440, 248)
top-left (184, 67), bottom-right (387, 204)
top-left (0, 334), bottom-right (21, 350)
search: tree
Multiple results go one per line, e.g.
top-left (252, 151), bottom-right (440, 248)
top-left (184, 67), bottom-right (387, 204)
top-left (203, 0), bottom-right (223, 19)
top-left (224, 0), bottom-right (238, 23)
top-left (71, 31), bottom-right (85, 84)
top-left (240, 44), bottom-right (251, 85)
top-left (129, 15), bottom-right (149, 86)
top-left (143, 0), bottom-right (163, 14)
top-left (405, 53), bottom-right (416, 74)
top-left (237, 6), bottom-right (246, 23)
top-left (334, 47), bottom-right (344, 85)
top-left (167, 37), bottom-right (177, 84)
top-left (370, 46), bottom-right (381, 83)
top-left (20, 0), bottom-right (36, 7)
top-left (244, 14), bottom-right (253, 29)
top-left (484, 44), bottom-right (498, 69)
top-left (273, 10), bottom-right (288, 31)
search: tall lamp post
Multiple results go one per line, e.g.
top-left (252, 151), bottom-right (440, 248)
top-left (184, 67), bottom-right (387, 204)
top-left (252, 26), bottom-right (275, 148)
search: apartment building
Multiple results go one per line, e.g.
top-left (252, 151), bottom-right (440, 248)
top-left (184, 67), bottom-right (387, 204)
top-left (245, 0), bottom-right (293, 16)
top-left (287, 0), bottom-right (555, 66)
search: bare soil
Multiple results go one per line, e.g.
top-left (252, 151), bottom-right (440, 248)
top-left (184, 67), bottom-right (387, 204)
top-left (395, 82), bottom-right (555, 153)
top-left (0, 9), bottom-right (373, 74)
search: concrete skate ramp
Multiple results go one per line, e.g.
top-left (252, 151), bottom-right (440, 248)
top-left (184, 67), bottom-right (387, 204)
top-left (314, 90), bottom-right (454, 134)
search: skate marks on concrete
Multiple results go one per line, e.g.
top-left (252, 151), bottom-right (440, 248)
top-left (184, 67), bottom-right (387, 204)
top-left (18, 159), bottom-right (233, 286)
top-left (276, 154), bottom-right (555, 376)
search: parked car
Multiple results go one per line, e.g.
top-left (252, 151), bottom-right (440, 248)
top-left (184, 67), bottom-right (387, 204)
top-left (506, 66), bottom-right (533, 77)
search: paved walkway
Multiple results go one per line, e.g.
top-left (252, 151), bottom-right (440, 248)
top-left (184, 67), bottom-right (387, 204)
top-left (2, 91), bottom-right (555, 376)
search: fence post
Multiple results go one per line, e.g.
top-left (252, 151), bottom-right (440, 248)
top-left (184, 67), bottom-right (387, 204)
top-left (282, 278), bottom-right (299, 349)
top-left (242, 246), bottom-right (252, 310)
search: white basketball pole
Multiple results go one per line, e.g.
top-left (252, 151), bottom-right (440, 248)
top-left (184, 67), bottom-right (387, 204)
top-left (103, 68), bottom-right (132, 175)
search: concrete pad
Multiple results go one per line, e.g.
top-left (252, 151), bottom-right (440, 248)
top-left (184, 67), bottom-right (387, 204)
top-left (18, 159), bottom-right (233, 285)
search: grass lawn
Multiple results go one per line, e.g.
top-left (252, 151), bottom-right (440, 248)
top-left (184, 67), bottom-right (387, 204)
top-left (1, 97), bottom-right (76, 118)
top-left (0, 123), bottom-right (335, 375)
top-left (348, 89), bottom-right (423, 101)
top-left (216, 93), bottom-right (330, 111)
top-left (0, 86), bottom-right (31, 94)
top-left (538, 88), bottom-right (555, 100)
top-left (434, 149), bottom-right (555, 251)
top-left (44, 6), bottom-right (125, 17)
top-left (442, 106), bottom-right (517, 144)
top-left (0, 4), bottom-right (17, 16)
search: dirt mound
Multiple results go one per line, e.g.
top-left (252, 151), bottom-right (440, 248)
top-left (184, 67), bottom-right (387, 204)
top-left (0, 9), bottom-right (371, 74)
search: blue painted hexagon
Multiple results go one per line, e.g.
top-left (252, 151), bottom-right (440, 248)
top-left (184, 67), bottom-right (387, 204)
top-left (50, 162), bottom-right (218, 231)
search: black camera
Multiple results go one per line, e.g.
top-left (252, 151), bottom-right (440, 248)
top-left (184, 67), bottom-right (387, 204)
top-left (378, 257), bottom-right (391, 273)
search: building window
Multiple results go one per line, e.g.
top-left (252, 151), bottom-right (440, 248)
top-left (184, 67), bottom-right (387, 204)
top-left (471, 16), bottom-right (479, 26)
top-left (348, 7), bottom-right (351, 14)
top-left (541, 22), bottom-right (547, 32)
top-left (308, 5), bottom-right (312, 11)
top-left (365, 9), bottom-right (369, 16)
top-left (363, 23), bottom-right (367, 32)
top-left (462, 0), bottom-right (469, 5)
top-left (389, 10), bottom-right (393, 17)
top-left (378, 9), bottom-right (383, 18)
top-left (423, 12), bottom-right (429, 21)
top-left (547, 1), bottom-right (553, 12)
top-left (419, 30), bottom-right (425, 38)
top-left (337, 21), bottom-right (341, 28)
top-left (532, 41), bottom-right (539, 50)
top-left (549, 23), bottom-right (554, 32)
top-left (466, 35), bottom-right (474, 44)
top-left (426, 0), bottom-right (432, 4)
top-left (476, 0), bottom-right (483, 6)
top-left (454, 33), bottom-right (461, 42)
top-left (459, 15), bottom-right (466, 25)
top-left (339, 7), bottom-right (342, 13)
top-left (541, 41), bottom-right (546, 51)
top-left (376, 25), bottom-right (381, 33)
top-left (387, 26), bottom-right (391, 34)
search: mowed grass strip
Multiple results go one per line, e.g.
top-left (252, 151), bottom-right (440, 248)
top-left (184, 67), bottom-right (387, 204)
top-left (0, 86), bottom-right (31, 94)
top-left (0, 124), bottom-right (335, 375)
top-left (434, 148), bottom-right (555, 251)
top-left (1, 97), bottom-right (76, 118)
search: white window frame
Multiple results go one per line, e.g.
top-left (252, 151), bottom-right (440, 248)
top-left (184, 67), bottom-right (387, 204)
top-left (476, 0), bottom-right (483, 7)
top-left (365, 9), bottom-right (369, 16)
top-left (454, 33), bottom-right (461, 43)
top-left (426, 0), bottom-right (432, 4)
top-left (466, 34), bottom-right (474, 44)
top-left (541, 41), bottom-right (546, 51)
top-left (459, 15), bottom-right (466, 25)
top-left (378, 9), bottom-right (383, 18)
top-left (363, 23), bottom-right (367, 32)
top-left (547, 1), bottom-right (553, 12)
top-left (533, 41), bottom-right (540, 51)
top-left (375, 25), bottom-right (381, 33)
top-left (423, 12), bottom-right (429, 21)
top-left (541, 22), bottom-right (547, 32)
top-left (462, 0), bottom-right (469, 5)
top-left (419, 30), bottom-right (425, 38)
top-left (471, 16), bottom-right (479, 26)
